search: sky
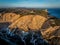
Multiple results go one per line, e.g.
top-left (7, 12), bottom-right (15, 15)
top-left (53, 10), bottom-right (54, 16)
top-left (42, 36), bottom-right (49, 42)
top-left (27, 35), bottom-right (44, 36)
top-left (0, 0), bottom-right (60, 8)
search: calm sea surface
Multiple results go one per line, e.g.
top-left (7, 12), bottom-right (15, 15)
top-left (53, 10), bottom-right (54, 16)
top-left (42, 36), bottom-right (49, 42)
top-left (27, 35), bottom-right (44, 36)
top-left (47, 8), bottom-right (60, 18)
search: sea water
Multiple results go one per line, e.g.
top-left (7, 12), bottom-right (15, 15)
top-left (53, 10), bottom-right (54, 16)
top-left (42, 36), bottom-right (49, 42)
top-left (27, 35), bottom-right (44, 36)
top-left (47, 8), bottom-right (60, 18)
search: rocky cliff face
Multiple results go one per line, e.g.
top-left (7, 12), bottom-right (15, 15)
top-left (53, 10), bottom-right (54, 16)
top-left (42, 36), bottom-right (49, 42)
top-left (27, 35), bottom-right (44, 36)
top-left (0, 12), bottom-right (48, 31)
top-left (9, 15), bottom-right (47, 31)
top-left (0, 13), bottom-right (20, 22)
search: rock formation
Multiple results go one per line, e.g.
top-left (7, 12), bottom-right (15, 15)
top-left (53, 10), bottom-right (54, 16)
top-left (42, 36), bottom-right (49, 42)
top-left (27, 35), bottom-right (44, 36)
top-left (9, 15), bottom-right (48, 31)
top-left (0, 13), bottom-right (20, 22)
top-left (42, 26), bottom-right (60, 39)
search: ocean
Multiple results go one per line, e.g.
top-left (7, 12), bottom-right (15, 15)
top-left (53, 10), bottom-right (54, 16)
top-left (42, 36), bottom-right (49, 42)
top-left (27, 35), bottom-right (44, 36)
top-left (47, 8), bottom-right (60, 18)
